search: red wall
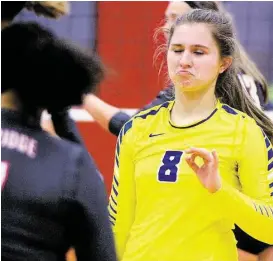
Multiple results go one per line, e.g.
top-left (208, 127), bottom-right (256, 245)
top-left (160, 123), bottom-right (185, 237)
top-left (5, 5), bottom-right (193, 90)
top-left (77, 2), bottom-right (168, 195)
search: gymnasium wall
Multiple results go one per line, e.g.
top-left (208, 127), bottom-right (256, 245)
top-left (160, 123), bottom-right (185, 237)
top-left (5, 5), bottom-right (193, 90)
top-left (224, 1), bottom-right (273, 82)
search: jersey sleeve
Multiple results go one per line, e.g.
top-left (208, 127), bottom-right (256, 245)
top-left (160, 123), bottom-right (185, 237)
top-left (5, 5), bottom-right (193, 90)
top-left (108, 120), bottom-right (136, 260)
top-left (71, 150), bottom-right (117, 261)
top-left (214, 118), bottom-right (273, 244)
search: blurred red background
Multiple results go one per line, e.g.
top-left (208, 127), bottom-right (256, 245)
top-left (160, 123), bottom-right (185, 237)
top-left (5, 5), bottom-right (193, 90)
top-left (76, 2), bottom-right (168, 195)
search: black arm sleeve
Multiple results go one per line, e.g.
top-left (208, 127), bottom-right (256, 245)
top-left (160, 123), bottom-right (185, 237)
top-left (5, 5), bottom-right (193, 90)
top-left (108, 87), bottom-right (173, 137)
top-left (234, 225), bottom-right (271, 255)
top-left (71, 152), bottom-right (117, 261)
top-left (108, 111), bottom-right (131, 137)
top-left (139, 89), bottom-right (172, 112)
top-left (51, 110), bottom-right (85, 146)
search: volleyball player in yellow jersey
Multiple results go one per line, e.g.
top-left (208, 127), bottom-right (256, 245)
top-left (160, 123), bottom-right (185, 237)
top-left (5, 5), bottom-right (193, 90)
top-left (108, 9), bottom-right (273, 261)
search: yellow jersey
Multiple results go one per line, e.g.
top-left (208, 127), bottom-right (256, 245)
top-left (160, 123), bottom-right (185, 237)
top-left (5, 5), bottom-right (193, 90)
top-left (108, 100), bottom-right (273, 261)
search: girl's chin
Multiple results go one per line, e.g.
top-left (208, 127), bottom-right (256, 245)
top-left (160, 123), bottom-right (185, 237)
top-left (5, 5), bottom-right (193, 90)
top-left (175, 82), bottom-right (206, 93)
top-left (175, 80), bottom-right (195, 90)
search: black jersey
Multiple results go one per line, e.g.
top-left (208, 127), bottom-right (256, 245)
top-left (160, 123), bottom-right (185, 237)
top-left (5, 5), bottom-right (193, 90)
top-left (1, 109), bottom-right (117, 261)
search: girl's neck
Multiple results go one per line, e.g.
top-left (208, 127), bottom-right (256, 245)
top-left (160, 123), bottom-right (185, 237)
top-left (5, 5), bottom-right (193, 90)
top-left (171, 86), bottom-right (217, 126)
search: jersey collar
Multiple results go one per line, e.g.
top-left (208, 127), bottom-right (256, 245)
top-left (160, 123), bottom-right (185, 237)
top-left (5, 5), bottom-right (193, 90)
top-left (167, 99), bottom-right (222, 129)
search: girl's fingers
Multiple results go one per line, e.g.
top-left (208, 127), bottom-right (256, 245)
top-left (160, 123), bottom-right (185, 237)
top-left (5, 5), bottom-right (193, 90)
top-left (185, 156), bottom-right (200, 173)
top-left (186, 148), bottom-right (214, 163)
top-left (212, 150), bottom-right (219, 168)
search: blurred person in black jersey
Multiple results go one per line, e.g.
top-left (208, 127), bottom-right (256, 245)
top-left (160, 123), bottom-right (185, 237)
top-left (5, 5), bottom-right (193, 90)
top-left (2, 1), bottom-right (89, 147)
top-left (1, 21), bottom-right (117, 261)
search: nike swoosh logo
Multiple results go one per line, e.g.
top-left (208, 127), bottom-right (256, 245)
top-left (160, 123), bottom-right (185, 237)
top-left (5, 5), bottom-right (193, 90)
top-left (149, 133), bottom-right (165, 138)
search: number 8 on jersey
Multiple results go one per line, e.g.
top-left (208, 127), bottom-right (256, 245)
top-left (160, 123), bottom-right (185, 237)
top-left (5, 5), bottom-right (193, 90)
top-left (158, 151), bottom-right (183, 182)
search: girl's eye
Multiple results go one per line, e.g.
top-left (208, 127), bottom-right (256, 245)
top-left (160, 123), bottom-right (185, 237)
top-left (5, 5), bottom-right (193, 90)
top-left (194, 50), bottom-right (204, 55)
top-left (173, 49), bottom-right (183, 53)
